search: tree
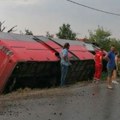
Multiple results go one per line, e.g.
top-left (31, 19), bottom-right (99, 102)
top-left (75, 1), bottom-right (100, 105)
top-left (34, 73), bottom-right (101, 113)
top-left (25, 29), bottom-right (33, 35)
top-left (0, 21), bottom-right (17, 33)
top-left (7, 25), bottom-right (17, 33)
top-left (56, 24), bottom-right (76, 40)
top-left (110, 38), bottom-right (120, 53)
top-left (88, 26), bottom-right (111, 51)
top-left (46, 31), bottom-right (54, 38)
top-left (0, 21), bottom-right (5, 32)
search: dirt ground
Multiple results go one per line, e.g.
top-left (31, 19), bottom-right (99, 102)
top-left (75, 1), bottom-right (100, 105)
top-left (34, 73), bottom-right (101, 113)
top-left (0, 81), bottom-right (92, 120)
top-left (0, 81), bottom-right (91, 101)
top-left (0, 80), bottom-right (120, 120)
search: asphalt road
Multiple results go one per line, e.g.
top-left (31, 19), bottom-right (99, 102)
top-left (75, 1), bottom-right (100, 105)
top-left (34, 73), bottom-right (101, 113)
top-left (0, 82), bottom-right (120, 120)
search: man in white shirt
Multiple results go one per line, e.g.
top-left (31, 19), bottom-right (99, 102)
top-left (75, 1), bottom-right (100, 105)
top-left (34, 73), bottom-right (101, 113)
top-left (60, 43), bottom-right (70, 86)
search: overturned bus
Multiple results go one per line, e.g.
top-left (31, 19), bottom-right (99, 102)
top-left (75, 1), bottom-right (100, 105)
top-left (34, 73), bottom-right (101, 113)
top-left (0, 32), bottom-right (94, 93)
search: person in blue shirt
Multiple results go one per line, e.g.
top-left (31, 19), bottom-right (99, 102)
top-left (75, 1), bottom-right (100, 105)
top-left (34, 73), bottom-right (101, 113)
top-left (112, 51), bottom-right (119, 84)
top-left (60, 43), bottom-right (71, 86)
top-left (105, 45), bottom-right (116, 89)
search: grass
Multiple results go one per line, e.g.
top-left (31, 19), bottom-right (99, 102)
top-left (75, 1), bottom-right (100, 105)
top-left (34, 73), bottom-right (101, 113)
top-left (101, 72), bottom-right (107, 81)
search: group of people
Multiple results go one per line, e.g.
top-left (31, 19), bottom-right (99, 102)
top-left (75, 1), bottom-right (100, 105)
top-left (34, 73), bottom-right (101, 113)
top-left (94, 45), bottom-right (120, 89)
top-left (60, 43), bottom-right (120, 89)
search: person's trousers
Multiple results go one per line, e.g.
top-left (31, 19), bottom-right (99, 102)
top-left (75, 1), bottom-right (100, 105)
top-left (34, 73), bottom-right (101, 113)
top-left (94, 64), bottom-right (102, 80)
top-left (60, 64), bottom-right (68, 86)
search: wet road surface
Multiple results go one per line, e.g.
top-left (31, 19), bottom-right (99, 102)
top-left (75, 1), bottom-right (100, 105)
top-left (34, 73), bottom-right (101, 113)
top-left (0, 82), bottom-right (120, 120)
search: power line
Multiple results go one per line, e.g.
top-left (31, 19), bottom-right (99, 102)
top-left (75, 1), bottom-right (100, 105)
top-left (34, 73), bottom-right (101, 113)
top-left (67, 0), bottom-right (120, 17)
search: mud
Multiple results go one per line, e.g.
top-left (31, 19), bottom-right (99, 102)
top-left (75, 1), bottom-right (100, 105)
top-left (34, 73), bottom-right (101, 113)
top-left (0, 81), bottom-right (120, 120)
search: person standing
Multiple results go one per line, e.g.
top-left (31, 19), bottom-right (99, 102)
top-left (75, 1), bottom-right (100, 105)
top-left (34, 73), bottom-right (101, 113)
top-left (112, 51), bottom-right (119, 84)
top-left (105, 45), bottom-right (116, 89)
top-left (60, 43), bottom-right (71, 86)
top-left (93, 48), bottom-right (104, 83)
top-left (117, 54), bottom-right (120, 76)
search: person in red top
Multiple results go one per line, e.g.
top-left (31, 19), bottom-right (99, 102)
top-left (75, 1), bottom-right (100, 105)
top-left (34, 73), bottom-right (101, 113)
top-left (93, 48), bottom-right (104, 83)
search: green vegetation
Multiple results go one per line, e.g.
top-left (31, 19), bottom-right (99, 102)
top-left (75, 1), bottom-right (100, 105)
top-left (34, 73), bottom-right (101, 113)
top-left (88, 26), bottom-right (120, 52)
top-left (1, 21), bottom-right (120, 51)
top-left (25, 29), bottom-right (33, 35)
top-left (101, 72), bottom-right (107, 81)
top-left (56, 24), bottom-right (120, 52)
top-left (56, 24), bottom-right (76, 40)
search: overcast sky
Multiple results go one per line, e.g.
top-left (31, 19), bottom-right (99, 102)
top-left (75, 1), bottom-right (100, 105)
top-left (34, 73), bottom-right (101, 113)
top-left (0, 0), bottom-right (120, 38)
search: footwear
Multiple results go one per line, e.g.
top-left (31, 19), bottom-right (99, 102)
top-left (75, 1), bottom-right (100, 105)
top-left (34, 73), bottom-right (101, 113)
top-left (92, 80), bottom-right (99, 84)
top-left (95, 81), bottom-right (99, 84)
top-left (112, 80), bottom-right (119, 84)
top-left (107, 85), bottom-right (113, 89)
top-left (92, 80), bottom-right (96, 83)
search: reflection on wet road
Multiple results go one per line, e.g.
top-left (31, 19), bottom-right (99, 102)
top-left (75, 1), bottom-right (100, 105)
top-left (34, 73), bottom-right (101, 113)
top-left (0, 83), bottom-right (120, 120)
